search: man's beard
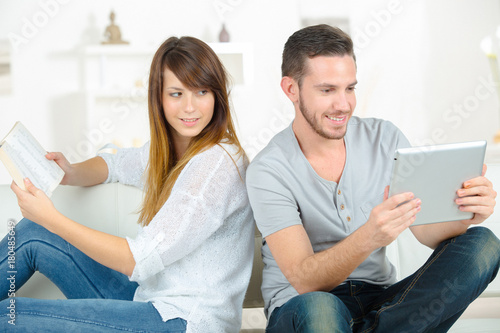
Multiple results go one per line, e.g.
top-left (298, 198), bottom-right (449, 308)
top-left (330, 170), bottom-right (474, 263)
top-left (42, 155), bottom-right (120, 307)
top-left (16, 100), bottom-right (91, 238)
top-left (298, 94), bottom-right (348, 140)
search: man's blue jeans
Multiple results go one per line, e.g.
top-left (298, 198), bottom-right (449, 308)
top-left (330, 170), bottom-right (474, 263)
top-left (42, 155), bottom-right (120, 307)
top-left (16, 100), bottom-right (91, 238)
top-left (266, 227), bottom-right (500, 333)
top-left (0, 219), bottom-right (186, 332)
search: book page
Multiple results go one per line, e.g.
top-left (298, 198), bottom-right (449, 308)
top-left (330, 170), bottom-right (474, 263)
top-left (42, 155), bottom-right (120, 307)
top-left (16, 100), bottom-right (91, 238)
top-left (0, 122), bottom-right (64, 197)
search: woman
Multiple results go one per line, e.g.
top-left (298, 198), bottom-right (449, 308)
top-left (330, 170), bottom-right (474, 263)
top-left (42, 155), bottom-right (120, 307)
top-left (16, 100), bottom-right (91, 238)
top-left (0, 36), bottom-right (254, 332)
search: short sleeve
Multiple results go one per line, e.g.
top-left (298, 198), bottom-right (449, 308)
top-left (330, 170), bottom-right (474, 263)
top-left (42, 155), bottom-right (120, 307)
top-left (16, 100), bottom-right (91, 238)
top-left (386, 120), bottom-right (411, 150)
top-left (246, 159), bottom-right (302, 238)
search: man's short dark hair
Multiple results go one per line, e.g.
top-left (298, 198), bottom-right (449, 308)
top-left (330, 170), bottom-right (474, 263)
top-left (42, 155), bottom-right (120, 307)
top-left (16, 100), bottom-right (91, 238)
top-left (281, 24), bottom-right (356, 86)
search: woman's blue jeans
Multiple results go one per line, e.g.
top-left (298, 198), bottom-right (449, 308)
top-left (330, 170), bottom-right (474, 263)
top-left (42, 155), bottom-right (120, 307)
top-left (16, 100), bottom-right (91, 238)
top-left (0, 219), bottom-right (186, 332)
top-left (266, 227), bottom-right (500, 333)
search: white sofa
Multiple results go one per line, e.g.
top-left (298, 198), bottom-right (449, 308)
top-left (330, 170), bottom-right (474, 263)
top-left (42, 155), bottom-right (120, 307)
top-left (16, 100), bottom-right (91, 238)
top-left (1, 165), bottom-right (500, 332)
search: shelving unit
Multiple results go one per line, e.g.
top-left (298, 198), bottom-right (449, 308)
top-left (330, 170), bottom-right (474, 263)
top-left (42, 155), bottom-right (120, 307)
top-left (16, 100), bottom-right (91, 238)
top-left (81, 42), bottom-right (254, 149)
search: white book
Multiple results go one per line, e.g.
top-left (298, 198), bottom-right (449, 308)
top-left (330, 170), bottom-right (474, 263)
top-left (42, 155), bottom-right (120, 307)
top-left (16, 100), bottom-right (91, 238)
top-left (0, 122), bottom-right (64, 197)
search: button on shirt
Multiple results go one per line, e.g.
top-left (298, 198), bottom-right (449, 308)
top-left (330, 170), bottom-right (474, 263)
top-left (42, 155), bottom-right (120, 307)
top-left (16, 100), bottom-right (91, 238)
top-left (246, 116), bottom-right (411, 318)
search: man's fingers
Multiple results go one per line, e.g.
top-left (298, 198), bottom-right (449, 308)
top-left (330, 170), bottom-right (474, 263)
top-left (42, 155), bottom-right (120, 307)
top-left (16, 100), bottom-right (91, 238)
top-left (394, 198), bottom-right (421, 218)
top-left (384, 185), bottom-right (389, 201)
top-left (385, 192), bottom-right (415, 209)
top-left (462, 176), bottom-right (493, 190)
top-left (457, 185), bottom-right (493, 198)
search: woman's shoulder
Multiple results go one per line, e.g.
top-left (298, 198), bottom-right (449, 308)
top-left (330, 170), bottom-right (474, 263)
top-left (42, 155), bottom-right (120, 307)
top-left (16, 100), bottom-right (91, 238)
top-left (187, 143), bottom-right (248, 175)
top-left (198, 142), bottom-right (245, 161)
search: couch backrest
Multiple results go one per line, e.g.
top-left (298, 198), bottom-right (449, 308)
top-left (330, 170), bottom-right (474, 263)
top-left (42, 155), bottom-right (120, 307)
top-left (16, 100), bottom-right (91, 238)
top-left (243, 228), bottom-right (265, 308)
top-left (1, 170), bottom-right (499, 302)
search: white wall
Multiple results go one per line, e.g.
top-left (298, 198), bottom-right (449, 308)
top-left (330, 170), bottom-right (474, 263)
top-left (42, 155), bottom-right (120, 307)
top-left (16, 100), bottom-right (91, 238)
top-left (1, 0), bottom-right (500, 185)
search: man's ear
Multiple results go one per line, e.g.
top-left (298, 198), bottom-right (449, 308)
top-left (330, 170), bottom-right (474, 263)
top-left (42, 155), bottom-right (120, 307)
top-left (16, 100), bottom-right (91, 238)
top-left (280, 76), bottom-right (299, 103)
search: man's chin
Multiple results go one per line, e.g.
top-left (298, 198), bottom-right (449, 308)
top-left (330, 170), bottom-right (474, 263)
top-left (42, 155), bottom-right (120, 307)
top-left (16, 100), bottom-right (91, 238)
top-left (319, 125), bottom-right (348, 140)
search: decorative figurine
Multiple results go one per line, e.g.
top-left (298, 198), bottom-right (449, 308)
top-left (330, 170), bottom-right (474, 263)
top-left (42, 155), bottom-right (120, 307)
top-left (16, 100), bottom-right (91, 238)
top-left (102, 10), bottom-right (129, 45)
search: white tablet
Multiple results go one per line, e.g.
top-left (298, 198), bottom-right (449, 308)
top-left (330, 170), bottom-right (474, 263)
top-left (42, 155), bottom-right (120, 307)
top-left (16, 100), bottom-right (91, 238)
top-left (388, 141), bottom-right (486, 225)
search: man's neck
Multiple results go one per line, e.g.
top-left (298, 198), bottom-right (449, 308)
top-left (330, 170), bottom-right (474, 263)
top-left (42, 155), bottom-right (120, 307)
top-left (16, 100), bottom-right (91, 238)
top-left (292, 119), bottom-right (346, 183)
top-left (292, 118), bottom-right (346, 157)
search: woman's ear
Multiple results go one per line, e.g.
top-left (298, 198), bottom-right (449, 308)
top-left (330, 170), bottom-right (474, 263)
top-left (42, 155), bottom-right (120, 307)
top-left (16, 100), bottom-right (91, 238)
top-left (280, 76), bottom-right (299, 104)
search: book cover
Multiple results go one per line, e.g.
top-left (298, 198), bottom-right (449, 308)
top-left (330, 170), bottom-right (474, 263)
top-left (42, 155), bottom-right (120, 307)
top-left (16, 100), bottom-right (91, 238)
top-left (0, 122), bottom-right (65, 197)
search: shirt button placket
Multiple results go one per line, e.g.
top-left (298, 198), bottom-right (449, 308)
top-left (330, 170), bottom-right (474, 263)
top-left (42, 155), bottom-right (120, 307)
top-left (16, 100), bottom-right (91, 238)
top-left (337, 187), bottom-right (352, 224)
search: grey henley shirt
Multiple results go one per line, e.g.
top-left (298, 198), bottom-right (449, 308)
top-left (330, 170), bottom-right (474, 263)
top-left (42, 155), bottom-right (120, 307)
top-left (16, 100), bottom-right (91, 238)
top-left (246, 116), bottom-right (411, 318)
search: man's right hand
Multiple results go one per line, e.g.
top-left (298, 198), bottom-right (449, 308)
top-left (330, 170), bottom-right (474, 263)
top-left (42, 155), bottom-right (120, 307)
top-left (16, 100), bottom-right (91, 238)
top-left (362, 186), bottom-right (421, 249)
top-left (265, 186), bottom-right (420, 294)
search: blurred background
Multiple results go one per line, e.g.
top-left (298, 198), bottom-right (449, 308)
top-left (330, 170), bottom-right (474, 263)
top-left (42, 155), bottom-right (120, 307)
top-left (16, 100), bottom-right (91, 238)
top-left (1, 0), bottom-right (500, 184)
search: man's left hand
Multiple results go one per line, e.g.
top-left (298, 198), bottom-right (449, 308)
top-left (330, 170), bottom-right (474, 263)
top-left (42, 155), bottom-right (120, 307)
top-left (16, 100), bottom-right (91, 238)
top-left (456, 164), bottom-right (497, 226)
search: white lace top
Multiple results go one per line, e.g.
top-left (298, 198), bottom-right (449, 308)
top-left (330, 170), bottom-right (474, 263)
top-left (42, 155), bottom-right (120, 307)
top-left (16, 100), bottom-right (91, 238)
top-left (98, 142), bottom-right (254, 333)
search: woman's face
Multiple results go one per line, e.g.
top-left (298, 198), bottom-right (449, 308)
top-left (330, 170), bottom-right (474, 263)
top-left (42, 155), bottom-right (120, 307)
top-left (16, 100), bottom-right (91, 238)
top-left (162, 68), bottom-right (215, 147)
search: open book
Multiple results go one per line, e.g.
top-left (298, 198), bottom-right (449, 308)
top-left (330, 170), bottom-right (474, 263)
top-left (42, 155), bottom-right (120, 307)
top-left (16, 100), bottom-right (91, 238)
top-left (0, 122), bottom-right (64, 197)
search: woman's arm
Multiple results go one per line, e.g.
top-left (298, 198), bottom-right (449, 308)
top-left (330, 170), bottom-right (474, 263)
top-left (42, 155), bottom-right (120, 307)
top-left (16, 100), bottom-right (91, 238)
top-left (46, 152), bottom-right (108, 187)
top-left (11, 178), bottom-right (135, 276)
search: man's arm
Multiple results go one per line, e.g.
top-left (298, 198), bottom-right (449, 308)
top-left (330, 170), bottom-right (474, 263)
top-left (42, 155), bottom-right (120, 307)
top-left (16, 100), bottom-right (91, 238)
top-left (410, 164), bottom-right (497, 249)
top-left (266, 189), bottom-right (420, 294)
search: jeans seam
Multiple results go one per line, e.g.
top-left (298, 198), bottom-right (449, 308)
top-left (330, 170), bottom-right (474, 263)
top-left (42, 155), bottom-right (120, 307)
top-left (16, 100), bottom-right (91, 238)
top-left (359, 239), bottom-right (453, 333)
top-left (15, 311), bottom-right (150, 332)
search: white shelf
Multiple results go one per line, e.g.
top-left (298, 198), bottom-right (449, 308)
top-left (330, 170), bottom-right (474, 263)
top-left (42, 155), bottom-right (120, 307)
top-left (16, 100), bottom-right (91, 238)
top-left (83, 42), bottom-right (253, 90)
top-left (81, 42), bottom-right (254, 149)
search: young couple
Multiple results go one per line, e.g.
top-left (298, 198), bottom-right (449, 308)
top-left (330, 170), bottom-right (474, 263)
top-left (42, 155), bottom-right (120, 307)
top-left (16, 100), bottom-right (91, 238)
top-left (1, 25), bottom-right (499, 333)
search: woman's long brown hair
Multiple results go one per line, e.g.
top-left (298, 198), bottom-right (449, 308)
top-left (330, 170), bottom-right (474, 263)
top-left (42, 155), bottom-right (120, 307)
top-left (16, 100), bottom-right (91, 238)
top-left (138, 36), bottom-right (243, 226)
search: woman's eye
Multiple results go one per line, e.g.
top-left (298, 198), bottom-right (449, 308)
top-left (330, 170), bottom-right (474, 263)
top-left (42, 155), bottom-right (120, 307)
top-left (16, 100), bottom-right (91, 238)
top-left (170, 92), bottom-right (181, 97)
top-left (198, 90), bottom-right (208, 96)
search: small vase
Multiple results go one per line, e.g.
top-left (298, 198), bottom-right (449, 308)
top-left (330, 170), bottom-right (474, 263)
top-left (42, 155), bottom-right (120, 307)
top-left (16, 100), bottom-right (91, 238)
top-left (219, 24), bottom-right (230, 43)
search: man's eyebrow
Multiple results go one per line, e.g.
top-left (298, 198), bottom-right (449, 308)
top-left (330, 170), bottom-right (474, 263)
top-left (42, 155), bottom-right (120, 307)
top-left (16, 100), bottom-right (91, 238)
top-left (313, 81), bottom-right (358, 88)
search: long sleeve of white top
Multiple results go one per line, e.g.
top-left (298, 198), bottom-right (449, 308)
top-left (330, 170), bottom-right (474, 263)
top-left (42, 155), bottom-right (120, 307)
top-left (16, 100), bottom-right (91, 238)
top-left (99, 143), bottom-right (246, 282)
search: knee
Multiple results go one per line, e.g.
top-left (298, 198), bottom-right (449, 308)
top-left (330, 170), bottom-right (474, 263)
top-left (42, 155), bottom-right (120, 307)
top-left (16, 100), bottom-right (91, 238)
top-left (10, 218), bottom-right (55, 243)
top-left (292, 292), bottom-right (351, 329)
top-left (13, 218), bottom-right (40, 233)
top-left (465, 227), bottom-right (499, 253)
top-left (463, 227), bottom-right (500, 275)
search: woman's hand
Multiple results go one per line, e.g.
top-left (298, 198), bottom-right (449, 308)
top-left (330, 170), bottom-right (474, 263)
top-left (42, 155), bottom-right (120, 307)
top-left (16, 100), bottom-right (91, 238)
top-left (45, 154), bottom-right (109, 187)
top-left (11, 178), bottom-right (60, 227)
top-left (45, 152), bottom-right (74, 185)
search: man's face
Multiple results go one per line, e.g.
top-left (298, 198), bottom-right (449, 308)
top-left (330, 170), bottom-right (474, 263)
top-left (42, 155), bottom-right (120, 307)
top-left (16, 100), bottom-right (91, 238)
top-left (297, 55), bottom-right (357, 140)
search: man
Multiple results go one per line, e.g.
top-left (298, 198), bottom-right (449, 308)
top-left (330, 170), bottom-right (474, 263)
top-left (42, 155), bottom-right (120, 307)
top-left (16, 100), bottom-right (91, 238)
top-left (246, 24), bottom-right (500, 332)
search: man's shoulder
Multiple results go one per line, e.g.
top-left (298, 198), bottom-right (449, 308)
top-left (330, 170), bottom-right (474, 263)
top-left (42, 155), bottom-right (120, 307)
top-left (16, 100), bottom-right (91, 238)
top-left (347, 116), bottom-right (403, 142)
top-left (247, 125), bottom-right (296, 180)
top-left (250, 126), bottom-right (293, 165)
top-left (349, 116), bottom-right (399, 132)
